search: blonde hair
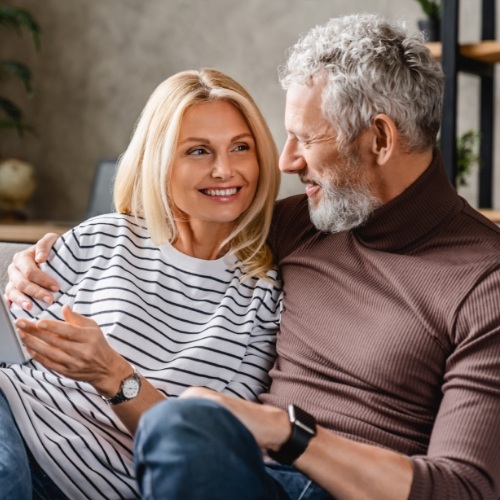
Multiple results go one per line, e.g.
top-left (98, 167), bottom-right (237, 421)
top-left (114, 68), bottom-right (280, 281)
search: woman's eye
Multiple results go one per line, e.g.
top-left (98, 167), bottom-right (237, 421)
top-left (233, 144), bottom-right (250, 152)
top-left (188, 147), bottom-right (208, 156)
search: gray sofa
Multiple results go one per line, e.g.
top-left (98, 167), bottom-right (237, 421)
top-left (0, 243), bottom-right (30, 291)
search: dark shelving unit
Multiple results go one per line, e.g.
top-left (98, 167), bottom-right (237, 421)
top-left (438, 0), bottom-right (498, 207)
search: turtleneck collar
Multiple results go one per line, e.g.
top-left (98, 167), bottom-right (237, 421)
top-left (354, 150), bottom-right (463, 252)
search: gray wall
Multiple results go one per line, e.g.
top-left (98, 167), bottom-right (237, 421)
top-left (1, 0), bottom-right (499, 221)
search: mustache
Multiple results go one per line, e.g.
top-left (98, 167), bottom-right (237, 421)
top-left (299, 170), bottom-right (321, 186)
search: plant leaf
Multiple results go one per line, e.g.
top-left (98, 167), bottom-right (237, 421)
top-left (0, 6), bottom-right (41, 50)
top-left (0, 96), bottom-right (24, 122)
top-left (0, 60), bottom-right (32, 94)
top-left (0, 119), bottom-right (33, 137)
top-left (415, 0), bottom-right (441, 20)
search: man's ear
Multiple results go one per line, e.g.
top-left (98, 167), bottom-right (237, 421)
top-left (370, 114), bottom-right (398, 165)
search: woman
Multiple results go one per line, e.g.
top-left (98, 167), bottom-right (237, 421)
top-left (0, 68), bottom-right (282, 499)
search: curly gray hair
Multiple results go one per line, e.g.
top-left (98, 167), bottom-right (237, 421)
top-left (279, 13), bottom-right (444, 152)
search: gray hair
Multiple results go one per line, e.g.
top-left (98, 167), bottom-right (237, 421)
top-left (279, 13), bottom-right (444, 151)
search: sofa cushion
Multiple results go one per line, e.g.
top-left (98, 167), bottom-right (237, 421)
top-left (0, 243), bottom-right (30, 291)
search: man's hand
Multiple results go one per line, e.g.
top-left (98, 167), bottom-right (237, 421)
top-left (5, 232), bottom-right (60, 310)
top-left (180, 387), bottom-right (292, 451)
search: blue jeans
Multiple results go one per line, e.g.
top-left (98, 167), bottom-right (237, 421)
top-left (0, 389), bottom-right (67, 500)
top-left (134, 398), bottom-right (332, 499)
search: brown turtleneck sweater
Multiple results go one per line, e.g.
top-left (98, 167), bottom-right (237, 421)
top-left (263, 153), bottom-right (500, 499)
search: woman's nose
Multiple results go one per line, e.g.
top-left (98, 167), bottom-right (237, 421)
top-left (211, 154), bottom-right (234, 180)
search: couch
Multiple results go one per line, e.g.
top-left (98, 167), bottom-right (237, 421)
top-left (0, 242), bottom-right (30, 292)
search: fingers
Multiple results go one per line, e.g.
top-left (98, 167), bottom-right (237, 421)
top-left (17, 317), bottom-right (75, 343)
top-left (15, 314), bottom-right (115, 384)
top-left (16, 319), bottom-right (75, 369)
top-left (61, 304), bottom-right (96, 327)
top-left (6, 239), bottom-right (60, 309)
top-left (6, 263), bottom-right (56, 308)
top-left (13, 245), bottom-right (60, 292)
top-left (35, 233), bottom-right (60, 263)
top-left (4, 282), bottom-right (30, 310)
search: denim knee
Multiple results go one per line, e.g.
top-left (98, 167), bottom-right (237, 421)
top-left (134, 398), bottom-right (282, 500)
top-left (135, 397), bottom-right (249, 461)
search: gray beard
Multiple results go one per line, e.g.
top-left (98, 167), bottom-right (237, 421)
top-left (309, 180), bottom-right (381, 233)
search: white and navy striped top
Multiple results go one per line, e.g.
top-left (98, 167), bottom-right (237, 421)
top-left (0, 214), bottom-right (282, 499)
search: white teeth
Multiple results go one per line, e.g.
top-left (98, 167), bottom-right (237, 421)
top-left (203, 188), bottom-right (238, 197)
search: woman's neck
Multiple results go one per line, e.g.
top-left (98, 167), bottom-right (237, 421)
top-left (172, 220), bottom-right (233, 260)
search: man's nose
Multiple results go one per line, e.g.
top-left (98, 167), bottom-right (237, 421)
top-left (279, 139), bottom-right (306, 173)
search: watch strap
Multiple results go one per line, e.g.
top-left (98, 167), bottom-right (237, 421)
top-left (102, 367), bottom-right (141, 406)
top-left (267, 404), bottom-right (317, 465)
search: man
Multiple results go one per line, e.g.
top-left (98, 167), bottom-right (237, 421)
top-left (6, 13), bottom-right (500, 499)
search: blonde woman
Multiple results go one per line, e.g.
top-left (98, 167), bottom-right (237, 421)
top-left (0, 68), bottom-right (282, 499)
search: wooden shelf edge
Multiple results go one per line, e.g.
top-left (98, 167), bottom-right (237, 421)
top-left (0, 222), bottom-right (73, 244)
top-left (479, 209), bottom-right (500, 223)
top-left (427, 40), bottom-right (500, 64)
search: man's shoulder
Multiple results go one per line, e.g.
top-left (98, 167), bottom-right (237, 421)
top-left (274, 194), bottom-right (309, 222)
top-left (451, 202), bottom-right (500, 252)
top-left (270, 195), bottom-right (320, 259)
top-left (459, 203), bottom-right (500, 235)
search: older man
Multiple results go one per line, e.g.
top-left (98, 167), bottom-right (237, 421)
top-left (7, 13), bottom-right (500, 500)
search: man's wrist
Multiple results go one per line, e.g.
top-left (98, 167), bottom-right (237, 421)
top-left (266, 408), bottom-right (293, 452)
top-left (267, 404), bottom-right (317, 465)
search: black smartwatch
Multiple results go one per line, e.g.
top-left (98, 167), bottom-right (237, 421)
top-left (267, 404), bottom-right (317, 465)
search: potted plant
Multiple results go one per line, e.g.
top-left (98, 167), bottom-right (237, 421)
top-left (0, 5), bottom-right (41, 139)
top-left (456, 130), bottom-right (481, 187)
top-left (437, 130), bottom-right (481, 187)
top-left (414, 0), bottom-right (441, 42)
top-left (0, 5), bottom-right (40, 219)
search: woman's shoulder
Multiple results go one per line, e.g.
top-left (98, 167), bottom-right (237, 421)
top-left (71, 213), bottom-right (151, 243)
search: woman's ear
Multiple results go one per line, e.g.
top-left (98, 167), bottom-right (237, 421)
top-left (370, 114), bottom-right (398, 165)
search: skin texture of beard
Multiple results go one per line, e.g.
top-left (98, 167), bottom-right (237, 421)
top-left (305, 148), bottom-right (382, 233)
top-left (308, 177), bottom-right (381, 233)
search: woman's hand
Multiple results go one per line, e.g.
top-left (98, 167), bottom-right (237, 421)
top-left (15, 304), bottom-right (131, 396)
top-left (5, 232), bottom-right (60, 310)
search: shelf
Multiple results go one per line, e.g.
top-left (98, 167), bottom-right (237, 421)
top-left (0, 222), bottom-right (73, 243)
top-left (479, 209), bottom-right (500, 223)
top-left (427, 40), bottom-right (500, 63)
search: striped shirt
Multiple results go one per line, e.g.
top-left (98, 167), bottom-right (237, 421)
top-left (0, 214), bottom-right (282, 499)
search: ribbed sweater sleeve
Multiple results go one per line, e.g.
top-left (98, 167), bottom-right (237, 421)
top-left (409, 269), bottom-right (500, 500)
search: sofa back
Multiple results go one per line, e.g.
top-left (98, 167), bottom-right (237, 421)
top-left (0, 243), bottom-right (30, 291)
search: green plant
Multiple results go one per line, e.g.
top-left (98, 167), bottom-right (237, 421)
top-left (414, 0), bottom-right (441, 21)
top-left (436, 130), bottom-right (481, 186)
top-left (0, 5), bottom-right (41, 137)
top-left (438, 130), bottom-right (481, 187)
top-left (456, 130), bottom-right (481, 187)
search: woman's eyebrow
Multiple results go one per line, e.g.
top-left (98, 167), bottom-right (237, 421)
top-left (179, 132), bottom-right (254, 145)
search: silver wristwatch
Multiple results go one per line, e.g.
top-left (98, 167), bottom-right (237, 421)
top-left (101, 367), bottom-right (142, 405)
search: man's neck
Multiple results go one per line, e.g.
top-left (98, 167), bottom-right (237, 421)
top-left (370, 148), bottom-right (434, 204)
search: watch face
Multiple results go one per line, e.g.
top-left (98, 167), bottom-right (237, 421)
top-left (122, 378), bottom-right (140, 399)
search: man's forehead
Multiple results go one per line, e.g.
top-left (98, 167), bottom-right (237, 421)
top-left (286, 79), bottom-right (324, 106)
top-left (284, 80), bottom-right (333, 136)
